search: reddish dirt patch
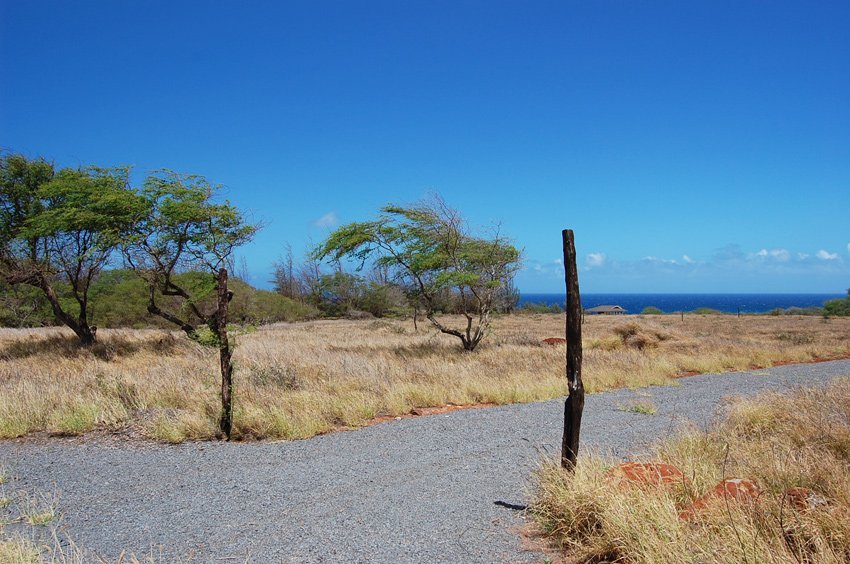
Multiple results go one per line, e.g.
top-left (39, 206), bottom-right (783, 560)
top-left (517, 522), bottom-right (568, 563)
top-left (362, 402), bottom-right (499, 427)
top-left (605, 462), bottom-right (689, 488)
top-left (750, 354), bottom-right (850, 370)
top-left (348, 356), bottom-right (850, 436)
top-left (673, 354), bottom-right (850, 379)
top-left (542, 337), bottom-right (567, 346)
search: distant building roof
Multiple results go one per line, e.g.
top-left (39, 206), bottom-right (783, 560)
top-left (585, 305), bottom-right (627, 314)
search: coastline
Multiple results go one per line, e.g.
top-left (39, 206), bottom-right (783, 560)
top-left (518, 292), bottom-right (844, 314)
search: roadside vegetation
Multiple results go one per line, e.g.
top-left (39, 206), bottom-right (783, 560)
top-left (532, 377), bottom-right (850, 563)
top-left (1, 464), bottom-right (59, 563)
top-left (1, 314), bottom-right (848, 443)
top-left (0, 465), bottom-right (156, 563)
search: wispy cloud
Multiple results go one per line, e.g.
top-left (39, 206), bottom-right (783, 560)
top-left (752, 248), bottom-right (790, 262)
top-left (585, 252), bottom-right (606, 269)
top-left (642, 256), bottom-right (678, 265)
top-left (521, 243), bottom-right (848, 286)
top-left (817, 249), bottom-right (838, 260)
top-left (313, 211), bottom-right (338, 228)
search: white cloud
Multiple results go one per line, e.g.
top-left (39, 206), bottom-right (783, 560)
top-left (847, 243), bottom-right (850, 255)
top-left (816, 249), bottom-right (838, 260)
top-left (771, 249), bottom-right (790, 261)
top-left (523, 259), bottom-right (561, 277)
top-left (642, 256), bottom-right (678, 265)
top-left (798, 253), bottom-right (810, 260)
top-left (585, 252), bottom-right (606, 268)
top-left (753, 248), bottom-right (790, 262)
top-left (313, 211), bottom-right (338, 228)
top-left (682, 255), bottom-right (695, 264)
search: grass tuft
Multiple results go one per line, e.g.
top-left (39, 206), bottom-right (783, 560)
top-left (0, 537), bottom-right (40, 564)
top-left (48, 402), bottom-right (100, 436)
top-left (532, 377), bottom-right (850, 563)
top-left (18, 491), bottom-right (58, 526)
top-left (619, 400), bottom-right (658, 415)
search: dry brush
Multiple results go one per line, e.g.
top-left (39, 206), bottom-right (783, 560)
top-left (0, 314), bottom-right (848, 443)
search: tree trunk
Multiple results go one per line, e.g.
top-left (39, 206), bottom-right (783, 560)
top-left (146, 286), bottom-right (198, 339)
top-left (40, 278), bottom-right (96, 345)
top-left (216, 268), bottom-right (234, 439)
top-left (426, 311), bottom-right (470, 351)
top-left (76, 324), bottom-right (97, 346)
top-left (561, 229), bottom-right (585, 470)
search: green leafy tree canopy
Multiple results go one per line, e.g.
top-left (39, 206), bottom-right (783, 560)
top-left (123, 170), bottom-right (257, 337)
top-left (0, 153), bottom-right (145, 344)
top-left (314, 197), bottom-right (520, 351)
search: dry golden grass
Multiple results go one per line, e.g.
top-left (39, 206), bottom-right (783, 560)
top-left (532, 376), bottom-right (850, 563)
top-left (0, 314), bottom-right (848, 443)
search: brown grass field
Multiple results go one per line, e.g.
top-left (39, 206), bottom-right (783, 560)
top-left (1, 314), bottom-right (849, 443)
top-left (532, 377), bottom-right (850, 563)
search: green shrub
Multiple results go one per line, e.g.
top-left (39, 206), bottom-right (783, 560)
top-left (785, 306), bottom-right (823, 316)
top-left (823, 291), bottom-right (850, 317)
top-left (520, 302), bottom-right (563, 314)
top-left (191, 326), bottom-right (221, 347)
top-left (247, 290), bottom-right (320, 323)
top-left (692, 307), bottom-right (722, 315)
top-left (641, 306), bottom-right (663, 315)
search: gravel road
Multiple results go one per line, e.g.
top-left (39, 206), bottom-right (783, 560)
top-left (2, 359), bottom-right (849, 563)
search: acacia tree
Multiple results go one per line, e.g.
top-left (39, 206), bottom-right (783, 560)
top-left (0, 153), bottom-right (145, 345)
top-left (314, 197), bottom-right (520, 351)
top-left (123, 170), bottom-right (256, 438)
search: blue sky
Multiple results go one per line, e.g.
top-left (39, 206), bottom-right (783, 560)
top-left (1, 1), bottom-right (848, 293)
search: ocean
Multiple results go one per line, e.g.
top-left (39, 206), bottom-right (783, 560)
top-left (517, 293), bottom-right (845, 314)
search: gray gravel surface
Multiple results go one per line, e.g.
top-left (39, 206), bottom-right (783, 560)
top-left (2, 359), bottom-right (849, 563)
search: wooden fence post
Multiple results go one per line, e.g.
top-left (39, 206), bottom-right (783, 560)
top-left (561, 229), bottom-right (585, 470)
top-left (217, 268), bottom-right (234, 439)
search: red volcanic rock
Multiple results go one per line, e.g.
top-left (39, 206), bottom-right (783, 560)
top-left (713, 478), bottom-right (761, 501)
top-left (679, 478), bottom-right (761, 520)
top-left (605, 462), bottom-right (688, 488)
top-left (784, 487), bottom-right (828, 513)
top-left (541, 337), bottom-right (566, 346)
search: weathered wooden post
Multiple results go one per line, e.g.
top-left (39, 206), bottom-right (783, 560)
top-left (561, 229), bottom-right (585, 470)
top-left (216, 267), bottom-right (234, 439)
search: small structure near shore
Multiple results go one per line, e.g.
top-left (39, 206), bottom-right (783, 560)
top-left (585, 305), bottom-right (626, 315)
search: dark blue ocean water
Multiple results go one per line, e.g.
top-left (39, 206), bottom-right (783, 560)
top-left (518, 293), bottom-right (845, 314)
